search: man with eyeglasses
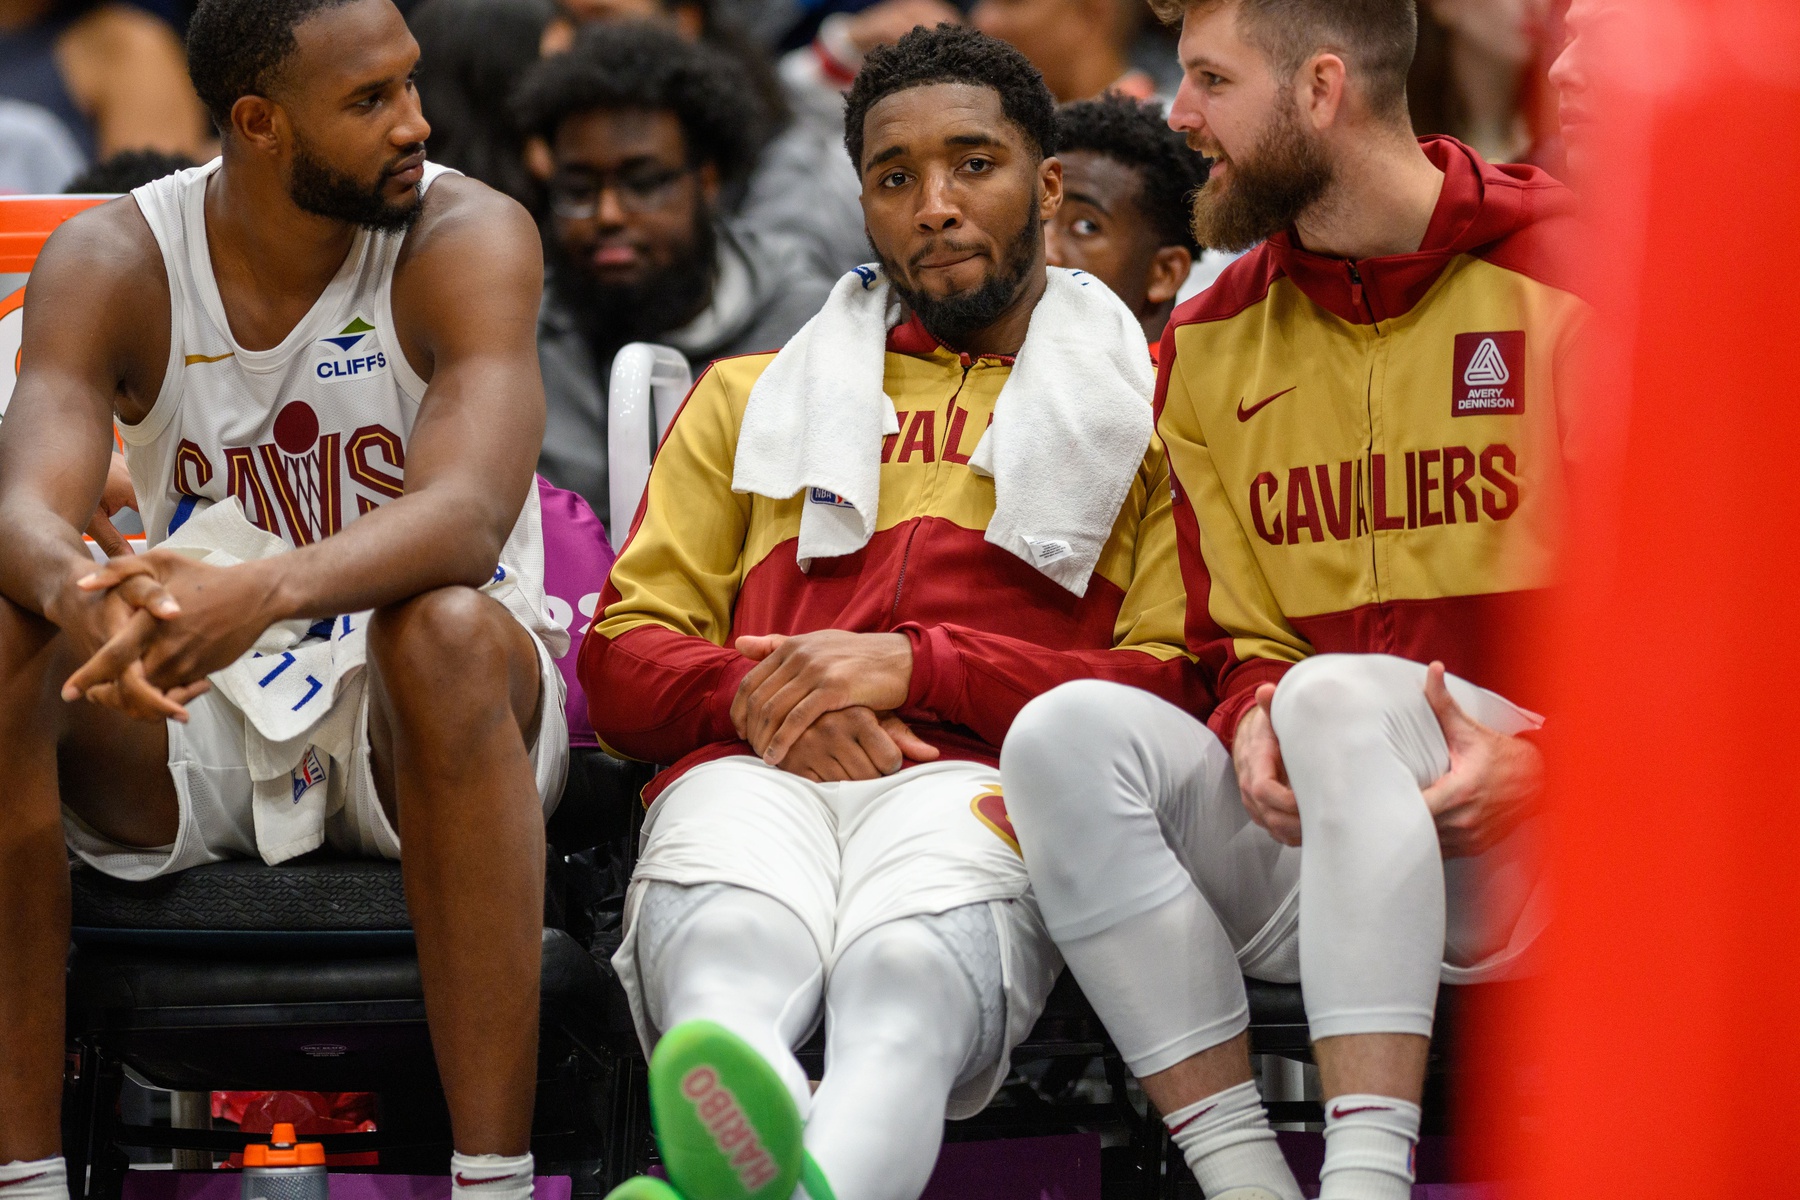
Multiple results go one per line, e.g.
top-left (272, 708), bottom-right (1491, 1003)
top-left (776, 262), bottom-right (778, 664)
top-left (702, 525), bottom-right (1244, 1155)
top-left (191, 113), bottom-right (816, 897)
top-left (513, 22), bottom-right (834, 529)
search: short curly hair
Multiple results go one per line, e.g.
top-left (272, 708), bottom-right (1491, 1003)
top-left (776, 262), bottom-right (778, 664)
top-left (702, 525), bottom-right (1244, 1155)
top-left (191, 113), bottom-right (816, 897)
top-left (843, 24), bottom-right (1056, 174)
top-left (511, 22), bottom-right (764, 186)
top-left (186, 0), bottom-right (361, 130)
top-left (1057, 93), bottom-right (1209, 252)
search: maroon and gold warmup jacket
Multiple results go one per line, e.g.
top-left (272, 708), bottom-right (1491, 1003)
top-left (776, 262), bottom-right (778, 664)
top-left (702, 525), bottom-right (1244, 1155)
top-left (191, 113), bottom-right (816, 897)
top-left (582, 318), bottom-right (1210, 798)
top-left (1157, 137), bottom-right (1587, 745)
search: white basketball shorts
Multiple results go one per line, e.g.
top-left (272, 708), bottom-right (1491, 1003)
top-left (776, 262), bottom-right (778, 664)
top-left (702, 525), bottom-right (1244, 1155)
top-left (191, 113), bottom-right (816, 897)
top-left (63, 631), bottom-right (568, 881)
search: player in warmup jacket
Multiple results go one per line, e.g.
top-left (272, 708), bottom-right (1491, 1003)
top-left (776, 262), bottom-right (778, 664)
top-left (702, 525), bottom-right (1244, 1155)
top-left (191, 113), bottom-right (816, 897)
top-left (581, 26), bottom-right (1206, 1200)
top-left (999, 2), bottom-right (1586, 1199)
top-left (0, 0), bottom-right (566, 1195)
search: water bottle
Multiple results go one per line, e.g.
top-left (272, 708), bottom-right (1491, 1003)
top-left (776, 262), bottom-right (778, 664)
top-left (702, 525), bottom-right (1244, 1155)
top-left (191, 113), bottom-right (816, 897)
top-left (241, 1123), bottom-right (328, 1200)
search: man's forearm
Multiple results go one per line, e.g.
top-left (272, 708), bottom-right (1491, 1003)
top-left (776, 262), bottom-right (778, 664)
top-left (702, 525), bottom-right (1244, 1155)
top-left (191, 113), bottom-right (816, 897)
top-left (0, 502), bottom-right (101, 621)
top-left (253, 484), bottom-right (523, 621)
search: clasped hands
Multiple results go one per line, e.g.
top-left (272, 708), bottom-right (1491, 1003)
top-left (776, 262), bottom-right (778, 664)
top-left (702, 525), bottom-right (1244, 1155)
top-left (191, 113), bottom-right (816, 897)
top-left (1232, 661), bottom-right (1544, 858)
top-left (51, 547), bottom-right (281, 725)
top-left (728, 629), bottom-right (938, 783)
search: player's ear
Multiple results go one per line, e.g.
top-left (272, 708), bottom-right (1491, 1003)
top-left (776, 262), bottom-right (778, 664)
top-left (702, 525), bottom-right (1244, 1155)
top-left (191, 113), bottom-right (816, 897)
top-left (231, 94), bottom-right (283, 156)
top-left (1038, 154), bottom-right (1063, 220)
top-left (697, 160), bottom-right (721, 207)
top-left (1146, 245), bottom-right (1193, 307)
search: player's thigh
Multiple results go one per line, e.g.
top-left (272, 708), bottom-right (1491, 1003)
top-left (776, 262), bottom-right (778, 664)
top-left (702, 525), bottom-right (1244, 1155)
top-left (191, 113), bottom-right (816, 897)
top-left (364, 586), bottom-right (544, 809)
top-left (631, 757), bottom-right (842, 952)
top-left (0, 600), bottom-right (181, 849)
top-left (834, 763), bottom-right (1031, 950)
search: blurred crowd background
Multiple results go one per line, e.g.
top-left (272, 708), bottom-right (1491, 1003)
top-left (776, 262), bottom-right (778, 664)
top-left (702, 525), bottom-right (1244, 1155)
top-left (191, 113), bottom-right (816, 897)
top-left (0, 0), bottom-right (1570, 527)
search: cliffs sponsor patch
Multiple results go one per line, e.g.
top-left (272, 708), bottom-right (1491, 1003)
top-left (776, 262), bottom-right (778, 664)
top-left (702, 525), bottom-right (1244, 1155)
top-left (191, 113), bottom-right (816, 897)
top-left (316, 316), bottom-right (387, 382)
top-left (1452, 331), bottom-right (1524, 416)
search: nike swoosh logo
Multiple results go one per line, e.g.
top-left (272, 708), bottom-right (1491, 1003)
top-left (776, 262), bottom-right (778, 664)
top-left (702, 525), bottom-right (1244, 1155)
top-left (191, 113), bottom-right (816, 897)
top-left (1236, 386), bottom-right (1296, 422)
top-left (183, 352), bottom-right (234, 365)
top-left (1166, 1102), bottom-right (1216, 1135)
top-left (0, 1175), bottom-right (49, 1190)
top-left (1329, 1103), bottom-right (1394, 1119)
top-left (454, 1174), bottom-right (522, 1187)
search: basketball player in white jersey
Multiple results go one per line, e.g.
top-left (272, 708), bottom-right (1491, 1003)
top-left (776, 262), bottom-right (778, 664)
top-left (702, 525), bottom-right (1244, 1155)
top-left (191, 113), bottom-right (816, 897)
top-left (0, 0), bottom-right (565, 1194)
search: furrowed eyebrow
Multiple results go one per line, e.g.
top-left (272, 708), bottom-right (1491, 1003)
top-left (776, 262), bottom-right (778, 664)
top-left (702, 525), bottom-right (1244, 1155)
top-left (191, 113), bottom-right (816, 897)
top-left (866, 144), bottom-right (908, 170)
top-left (1064, 189), bottom-right (1111, 213)
top-left (945, 133), bottom-right (1002, 149)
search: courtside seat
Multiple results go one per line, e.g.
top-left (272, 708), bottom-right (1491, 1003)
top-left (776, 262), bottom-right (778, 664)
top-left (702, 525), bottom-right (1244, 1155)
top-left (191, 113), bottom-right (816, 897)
top-left (62, 747), bottom-right (655, 1200)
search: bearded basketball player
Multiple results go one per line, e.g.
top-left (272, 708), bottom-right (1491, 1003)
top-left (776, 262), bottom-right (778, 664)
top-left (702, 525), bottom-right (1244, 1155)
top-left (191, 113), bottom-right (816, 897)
top-left (0, 0), bottom-right (566, 1194)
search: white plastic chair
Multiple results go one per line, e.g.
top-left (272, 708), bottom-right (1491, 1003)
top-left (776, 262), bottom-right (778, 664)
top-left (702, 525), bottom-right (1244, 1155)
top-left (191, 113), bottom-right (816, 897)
top-left (605, 342), bottom-right (691, 547)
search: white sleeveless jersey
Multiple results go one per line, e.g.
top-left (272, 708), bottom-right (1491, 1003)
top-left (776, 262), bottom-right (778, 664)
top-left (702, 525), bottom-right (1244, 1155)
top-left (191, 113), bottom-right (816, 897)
top-left (121, 159), bottom-right (562, 648)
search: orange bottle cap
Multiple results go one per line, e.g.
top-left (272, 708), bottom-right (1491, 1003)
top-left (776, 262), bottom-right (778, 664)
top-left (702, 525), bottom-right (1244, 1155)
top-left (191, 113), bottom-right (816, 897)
top-left (243, 1124), bottom-right (326, 1167)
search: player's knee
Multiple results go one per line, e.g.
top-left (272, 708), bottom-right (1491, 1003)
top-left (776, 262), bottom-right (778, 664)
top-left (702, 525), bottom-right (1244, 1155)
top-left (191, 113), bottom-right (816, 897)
top-left (1005, 680), bottom-right (1134, 783)
top-left (1004, 681), bottom-right (1151, 840)
top-left (1270, 653), bottom-right (1407, 743)
top-left (832, 924), bottom-right (970, 1055)
top-left (368, 586), bottom-right (513, 706)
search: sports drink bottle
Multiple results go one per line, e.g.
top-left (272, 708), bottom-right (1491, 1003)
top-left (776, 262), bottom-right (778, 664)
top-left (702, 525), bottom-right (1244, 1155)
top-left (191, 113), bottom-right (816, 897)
top-left (241, 1123), bottom-right (328, 1200)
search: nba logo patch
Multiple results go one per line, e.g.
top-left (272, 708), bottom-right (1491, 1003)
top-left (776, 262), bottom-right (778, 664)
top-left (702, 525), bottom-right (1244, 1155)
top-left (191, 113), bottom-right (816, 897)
top-left (808, 487), bottom-right (854, 508)
top-left (292, 747), bottom-right (328, 804)
top-left (1451, 331), bottom-right (1525, 416)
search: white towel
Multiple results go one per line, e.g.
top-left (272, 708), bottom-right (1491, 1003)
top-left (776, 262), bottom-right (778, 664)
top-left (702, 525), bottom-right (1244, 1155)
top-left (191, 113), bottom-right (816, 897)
top-left (731, 265), bottom-right (1153, 595)
top-left (160, 499), bottom-right (369, 863)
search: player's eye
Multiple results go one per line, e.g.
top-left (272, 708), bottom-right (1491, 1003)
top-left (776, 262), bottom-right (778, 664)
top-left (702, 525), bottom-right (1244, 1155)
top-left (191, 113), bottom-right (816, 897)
top-left (964, 157), bottom-right (993, 174)
top-left (881, 170), bottom-right (909, 188)
top-left (1201, 71), bottom-right (1225, 87)
top-left (1073, 218), bottom-right (1101, 236)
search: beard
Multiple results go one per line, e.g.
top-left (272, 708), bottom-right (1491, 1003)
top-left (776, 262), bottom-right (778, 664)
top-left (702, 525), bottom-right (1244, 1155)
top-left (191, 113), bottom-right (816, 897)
top-left (289, 136), bottom-right (425, 234)
top-left (1189, 93), bottom-right (1333, 253)
top-left (878, 197), bottom-right (1042, 350)
top-left (548, 208), bottom-right (718, 353)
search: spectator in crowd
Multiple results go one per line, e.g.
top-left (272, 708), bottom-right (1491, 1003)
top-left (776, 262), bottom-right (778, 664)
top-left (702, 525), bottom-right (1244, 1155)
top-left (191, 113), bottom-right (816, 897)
top-left (542, 0), bottom-right (875, 273)
top-left (1408, 0), bottom-right (1557, 164)
top-left (409, 0), bottom-right (556, 215)
top-left (63, 146), bottom-right (194, 192)
top-left (970, 0), bottom-right (1157, 101)
top-left (1046, 93), bottom-right (1207, 343)
top-left (513, 22), bottom-right (833, 528)
top-left (0, 0), bottom-right (209, 165)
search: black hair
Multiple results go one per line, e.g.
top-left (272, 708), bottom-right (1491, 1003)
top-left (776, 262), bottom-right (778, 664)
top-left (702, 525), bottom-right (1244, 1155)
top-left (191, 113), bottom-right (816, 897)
top-left (409, 0), bottom-right (554, 212)
top-left (185, 0), bottom-right (361, 130)
top-left (843, 24), bottom-right (1057, 173)
top-left (64, 149), bottom-right (199, 193)
top-left (1056, 93), bottom-right (1208, 252)
top-left (511, 21), bottom-right (763, 186)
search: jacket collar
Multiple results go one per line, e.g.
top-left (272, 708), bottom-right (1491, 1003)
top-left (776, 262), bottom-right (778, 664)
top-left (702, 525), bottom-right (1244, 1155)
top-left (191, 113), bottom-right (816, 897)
top-left (1265, 136), bottom-right (1519, 326)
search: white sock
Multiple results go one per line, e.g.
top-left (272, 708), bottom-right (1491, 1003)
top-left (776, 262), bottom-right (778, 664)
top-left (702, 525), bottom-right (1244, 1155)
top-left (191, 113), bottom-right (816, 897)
top-left (0, 1157), bottom-right (67, 1200)
top-left (451, 1151), bottom-right (534, 1200)
top-left (1318, 1095), bottom-right (1419, 1200)
top-left (1163, 1081), bottom-right (1302, 1200)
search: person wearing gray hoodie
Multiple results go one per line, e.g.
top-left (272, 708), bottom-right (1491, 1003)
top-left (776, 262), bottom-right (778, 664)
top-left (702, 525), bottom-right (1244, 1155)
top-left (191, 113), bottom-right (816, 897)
top-left (515, 22), bottom-right (833, 527)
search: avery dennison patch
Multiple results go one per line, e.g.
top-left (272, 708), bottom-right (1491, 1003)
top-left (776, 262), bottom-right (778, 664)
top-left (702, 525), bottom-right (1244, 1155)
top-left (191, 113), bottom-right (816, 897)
top-left (1452, 331), bottom-right (1524, 416)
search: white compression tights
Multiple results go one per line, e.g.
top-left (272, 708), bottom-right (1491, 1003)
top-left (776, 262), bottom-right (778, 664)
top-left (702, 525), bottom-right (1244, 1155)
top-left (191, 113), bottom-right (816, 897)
top-left (1000, 654), bottom-right (1543, 1063)
top-left (635, 882), bottom-right (1004, 1200)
